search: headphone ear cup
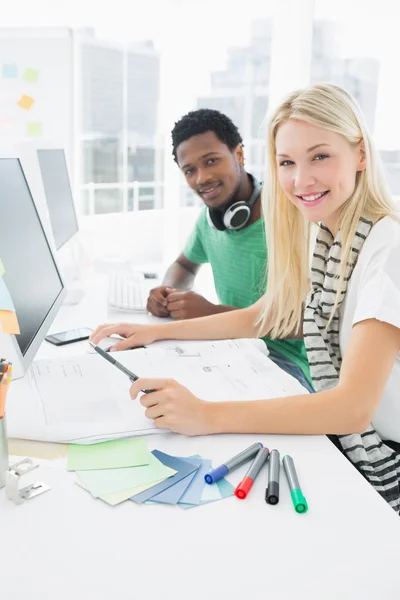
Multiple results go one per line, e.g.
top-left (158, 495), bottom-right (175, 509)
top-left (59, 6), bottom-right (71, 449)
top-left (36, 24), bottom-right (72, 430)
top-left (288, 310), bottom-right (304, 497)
top-left (207, 208), bottom-right (226, 231)
top-left (223, 202), bottom-right (251, 230)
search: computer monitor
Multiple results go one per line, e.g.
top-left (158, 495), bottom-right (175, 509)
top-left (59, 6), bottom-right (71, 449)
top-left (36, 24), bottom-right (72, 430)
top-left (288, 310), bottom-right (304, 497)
top-left (36, 148), bottom-right (79, 250)
top-left (0, 149), bottom-right (66, 379)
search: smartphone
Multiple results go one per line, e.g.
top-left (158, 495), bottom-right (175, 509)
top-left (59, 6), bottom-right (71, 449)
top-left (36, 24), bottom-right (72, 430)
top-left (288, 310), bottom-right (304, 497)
top-left (45, 327), bottom-right (93, 346)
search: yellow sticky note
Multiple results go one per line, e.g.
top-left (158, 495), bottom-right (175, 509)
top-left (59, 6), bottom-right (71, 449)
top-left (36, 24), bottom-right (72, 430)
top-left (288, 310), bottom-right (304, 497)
top-left (23, 68), bottom-right (39, 83)
top-left (0, 259), bottom-right (4, 278)
top-left (0, 310), bottom-right (20, 334)
top-left (75, 476), bottom-right (167, 506)
top-left (27, 122), bottom-right (42, 136)
top-left (17, 95), bottom-right (35, 111)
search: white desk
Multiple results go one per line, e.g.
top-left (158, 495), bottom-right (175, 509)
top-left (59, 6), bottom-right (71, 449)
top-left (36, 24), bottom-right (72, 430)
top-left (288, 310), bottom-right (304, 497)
top-left (2, 272), bottom-right (400, 600)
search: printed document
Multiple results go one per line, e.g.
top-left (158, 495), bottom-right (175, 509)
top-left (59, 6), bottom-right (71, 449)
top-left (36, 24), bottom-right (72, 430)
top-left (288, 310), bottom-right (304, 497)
top-left (6, 339), bottom-right (308, 442)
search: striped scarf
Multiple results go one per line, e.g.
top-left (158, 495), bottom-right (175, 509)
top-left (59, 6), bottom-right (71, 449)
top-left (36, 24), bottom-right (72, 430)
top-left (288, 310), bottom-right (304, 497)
top-left (304, 216), bottom-right (400, 512)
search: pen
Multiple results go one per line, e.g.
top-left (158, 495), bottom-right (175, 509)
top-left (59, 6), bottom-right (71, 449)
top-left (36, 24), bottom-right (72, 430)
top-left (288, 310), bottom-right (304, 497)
top-left (282, 454), bottom-right (308, 514)
top-left (234, 447), bottom-right (269, 499)
top-left (265, 449), bottom-right (280, 505)
top-left (0, 364), bottom-right (12, 419)
top-left (89, 342), bottom-right (154, 393)
top-left (0, 361), bottom-right (8, 376)
top-left (205, 442), bottom-right (263, 485)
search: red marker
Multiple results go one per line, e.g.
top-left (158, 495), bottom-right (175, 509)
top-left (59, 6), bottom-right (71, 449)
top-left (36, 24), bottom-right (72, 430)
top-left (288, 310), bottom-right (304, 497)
top-left (234, 447), bottom-right (269, 499)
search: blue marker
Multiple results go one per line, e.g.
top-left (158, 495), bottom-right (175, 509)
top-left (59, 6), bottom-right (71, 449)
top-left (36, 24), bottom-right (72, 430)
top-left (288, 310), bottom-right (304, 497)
top-left (205, 442), bottom-right (263, 484)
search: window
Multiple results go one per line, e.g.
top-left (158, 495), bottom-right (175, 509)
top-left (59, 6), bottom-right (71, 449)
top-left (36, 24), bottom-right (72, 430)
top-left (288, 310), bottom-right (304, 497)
top-left (312, 0), bottom-right (400, 195)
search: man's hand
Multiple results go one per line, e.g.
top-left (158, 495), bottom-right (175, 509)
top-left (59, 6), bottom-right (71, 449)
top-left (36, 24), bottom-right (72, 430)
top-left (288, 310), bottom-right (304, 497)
top-left (166, 290), bottom-right (216, 320)
top-left (146, 285), bottom-right (175, 317)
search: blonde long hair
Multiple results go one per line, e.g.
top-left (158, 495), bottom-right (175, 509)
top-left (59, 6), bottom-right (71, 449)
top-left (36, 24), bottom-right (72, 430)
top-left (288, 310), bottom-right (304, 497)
top-left (258, 83), bottom-right (398, 339)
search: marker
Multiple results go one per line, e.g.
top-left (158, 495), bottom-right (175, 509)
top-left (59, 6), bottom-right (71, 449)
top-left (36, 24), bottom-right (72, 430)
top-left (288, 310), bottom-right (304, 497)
top-left (234, 447), bottom-right (270, 499)
top-left (265, 449), bottom-right (280, 505)
top-left (89, 342), bottom-right (154, 393)
top-left (204, 442), bottom-right (263, 485)
top-left (282, 454), bottom-right (308, 514)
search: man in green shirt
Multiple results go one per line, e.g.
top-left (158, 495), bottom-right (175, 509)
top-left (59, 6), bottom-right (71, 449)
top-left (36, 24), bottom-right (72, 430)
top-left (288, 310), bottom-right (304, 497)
top-left (146, 109), bottom-right (312, 391)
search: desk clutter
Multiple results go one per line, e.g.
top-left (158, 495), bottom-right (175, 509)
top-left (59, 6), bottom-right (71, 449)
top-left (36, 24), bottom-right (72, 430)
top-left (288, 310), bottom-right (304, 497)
top-left (68, 437), bottom-right (235, 508)
top-left (67, 439), bottom-right (308, 513)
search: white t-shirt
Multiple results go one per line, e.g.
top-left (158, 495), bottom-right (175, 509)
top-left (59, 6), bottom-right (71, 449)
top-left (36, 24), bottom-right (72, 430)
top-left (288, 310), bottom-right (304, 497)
top-left (339, 215), bottom-right (400, 442)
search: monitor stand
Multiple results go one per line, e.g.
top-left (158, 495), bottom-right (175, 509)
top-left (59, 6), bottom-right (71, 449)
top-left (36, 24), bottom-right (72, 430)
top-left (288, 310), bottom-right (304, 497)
top-left (64, 286), bottom-right (85, 305)
top-left (58, 237), bottom-right (86, 306)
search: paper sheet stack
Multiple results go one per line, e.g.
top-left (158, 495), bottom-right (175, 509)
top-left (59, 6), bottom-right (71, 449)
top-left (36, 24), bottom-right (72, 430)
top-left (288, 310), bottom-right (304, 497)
top-left (68, 437), bottom-right (234, 508)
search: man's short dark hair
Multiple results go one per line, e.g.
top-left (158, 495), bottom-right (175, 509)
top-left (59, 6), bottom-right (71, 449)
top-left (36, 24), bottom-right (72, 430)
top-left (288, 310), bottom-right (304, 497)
top-left (171, 108), bottom-right (243, 163)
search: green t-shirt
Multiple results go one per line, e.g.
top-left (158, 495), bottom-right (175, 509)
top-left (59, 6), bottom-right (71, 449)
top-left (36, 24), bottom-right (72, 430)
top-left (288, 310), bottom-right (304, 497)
top-left (183, 208), bottom-right (311, 384)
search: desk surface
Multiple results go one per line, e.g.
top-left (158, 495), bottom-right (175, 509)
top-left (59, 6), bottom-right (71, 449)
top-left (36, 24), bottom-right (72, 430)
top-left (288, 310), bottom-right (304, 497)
top-left (3, 272), bottom-right (400, 600)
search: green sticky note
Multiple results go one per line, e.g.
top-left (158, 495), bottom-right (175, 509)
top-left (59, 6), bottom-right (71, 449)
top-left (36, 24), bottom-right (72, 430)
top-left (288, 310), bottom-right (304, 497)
top-left (0, 259), bottom-right (4, 278)
top-left (27, 122), bottom-right (42, 136)
top-left (76, 452), bottom-right (176, 498)
top-left (23, 68), bottom-right (39, 83)
top-left (68, 437), bottom-right (150, 471)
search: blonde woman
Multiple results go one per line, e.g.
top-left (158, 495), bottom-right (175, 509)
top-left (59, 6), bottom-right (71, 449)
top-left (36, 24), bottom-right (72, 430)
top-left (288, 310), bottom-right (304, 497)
top-left (91, 84), bottom-right (400, 510)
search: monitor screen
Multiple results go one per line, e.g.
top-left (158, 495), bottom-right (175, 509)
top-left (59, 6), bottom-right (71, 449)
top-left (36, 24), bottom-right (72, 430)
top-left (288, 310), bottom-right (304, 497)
top-left (37, 148), bottom-right (79, 250)
top-left (0, 158), bottom-right (64, 356)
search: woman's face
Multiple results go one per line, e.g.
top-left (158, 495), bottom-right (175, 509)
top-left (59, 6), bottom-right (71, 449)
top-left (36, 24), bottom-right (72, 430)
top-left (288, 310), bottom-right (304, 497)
top-left (275, 119), bottom-right (365, 234)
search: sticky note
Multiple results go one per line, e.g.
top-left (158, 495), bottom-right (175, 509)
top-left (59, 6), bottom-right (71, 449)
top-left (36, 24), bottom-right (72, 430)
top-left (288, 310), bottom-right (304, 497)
top-left (99, 479), bottom-right (166, 506)
top-left (0, 259), bottom-right (4, 278)
top-left (0, 310), bottom-right (20, 334)
top-left (0, 279), bottom-right (15, 312)
top-left (179, 478), bottom-right (235, 510)
top-left (27, 122), bottom-right (42, 136)
top-left (2, 64), bottom-right (17, 79)
top-left (148, 462), bottom-right (200, 505)
top-left (76, 452), bottom-right (176, 498)
top-left (23, 68), bottom-right (39, 83)
top-left (17, 95), bottom-right (35, 111)
top-left (130, 450), bottom-right (199, 504)
top-left (178, 457), bottom-right (211, 505)
top-left (67, 437), bottom-right (151, 471)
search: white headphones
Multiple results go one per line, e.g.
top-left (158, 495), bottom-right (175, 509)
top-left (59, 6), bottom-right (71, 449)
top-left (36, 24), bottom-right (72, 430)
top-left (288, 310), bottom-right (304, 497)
top-left (206, 174), bottom-right (261, 231)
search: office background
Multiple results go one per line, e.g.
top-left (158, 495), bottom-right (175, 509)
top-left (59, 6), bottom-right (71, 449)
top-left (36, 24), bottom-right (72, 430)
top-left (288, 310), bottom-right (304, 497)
top-left (1, 0), bottom-right (399, 277)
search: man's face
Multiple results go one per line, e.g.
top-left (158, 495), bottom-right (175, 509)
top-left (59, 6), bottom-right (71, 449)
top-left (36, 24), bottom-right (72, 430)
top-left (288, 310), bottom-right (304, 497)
top-left (176, 131), bottom-right (243, 209)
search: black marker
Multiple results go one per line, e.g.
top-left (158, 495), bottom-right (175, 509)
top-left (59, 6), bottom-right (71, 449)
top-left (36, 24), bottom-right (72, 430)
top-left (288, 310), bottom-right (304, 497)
top-left (89, 341), bottom-right (154, 393)
top-left (265, 449), bottom-right (280, 505)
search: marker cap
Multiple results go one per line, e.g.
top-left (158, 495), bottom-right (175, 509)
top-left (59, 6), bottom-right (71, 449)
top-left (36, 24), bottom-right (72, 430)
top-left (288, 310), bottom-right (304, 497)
top-left (291, 489), bottom-right (308, 513)
top-left (234, 476), bottom-right (253, 500)
top-left (204, 464), bottom-right (228, 485)
top-left (265, 481), bottom-right (279, 505)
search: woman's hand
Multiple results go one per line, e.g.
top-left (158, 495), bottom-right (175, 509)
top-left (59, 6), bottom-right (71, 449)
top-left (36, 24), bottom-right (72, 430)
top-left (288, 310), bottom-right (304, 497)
top-left (90, 322), bottom-right (159, 351)
top-left (130, 378), bottom-right (213, 436)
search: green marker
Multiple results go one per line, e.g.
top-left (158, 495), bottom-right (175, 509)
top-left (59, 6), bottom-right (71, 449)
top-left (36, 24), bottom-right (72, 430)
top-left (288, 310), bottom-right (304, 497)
top-left (282, 454), bottom-right (308, 514)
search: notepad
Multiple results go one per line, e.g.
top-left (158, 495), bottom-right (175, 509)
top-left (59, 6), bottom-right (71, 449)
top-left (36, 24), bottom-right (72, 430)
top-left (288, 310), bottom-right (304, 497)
top-left (67, 438), bottom-right (150, 471)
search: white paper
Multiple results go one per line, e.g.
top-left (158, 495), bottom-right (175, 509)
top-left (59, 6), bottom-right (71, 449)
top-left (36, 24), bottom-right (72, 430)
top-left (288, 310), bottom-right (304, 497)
top-left (6, 339), bottom-right (307, 443)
